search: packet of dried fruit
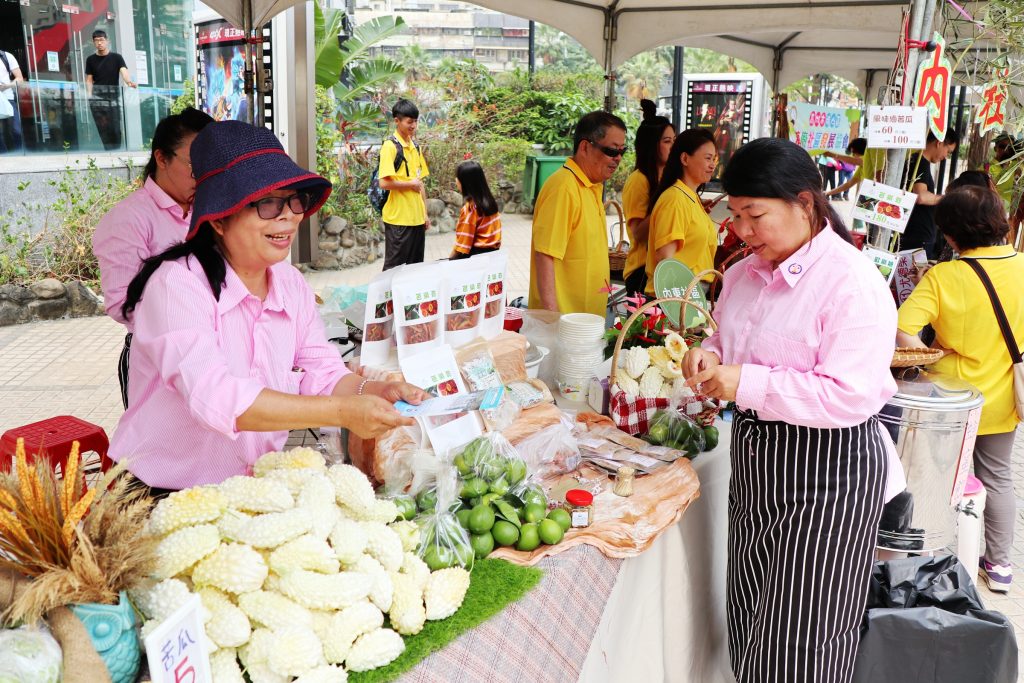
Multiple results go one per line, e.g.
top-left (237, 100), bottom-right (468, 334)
top-left (442, 264), bottom-right (486, 348)
top-left (393, 262), bottom-right (446, 360)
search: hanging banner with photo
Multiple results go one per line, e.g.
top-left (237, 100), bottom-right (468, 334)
top-left (787, 102), bottom-right (857, 152)
top-left (687, 80), bottom-right (753, 181)
top-left (862, 245), bottom-right (898, 284)
top-left (851, 180), bottom-right (918, 233)
top-left (914, 32), bottom-right (951, 140)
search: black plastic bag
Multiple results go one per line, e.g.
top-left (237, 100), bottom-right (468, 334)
top-left (852, 555), bottom-right (1018, 683)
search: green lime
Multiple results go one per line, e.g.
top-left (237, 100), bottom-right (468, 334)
top-left (522, 502), bottom-right (546, 524)
top-left (393, 495), bottom-right (417, 521)
top-left (416, 488), bottom-right (437, 513)
top-left (492, 520), bottom-right (520, 546)
top-left (480, 492), bottom-right (502, 507)
top-left (470, 531), bottom-right (494, 559)
top-left (647, 422), bottom-right (669, 444)
top-left (468, 496), bottom-right (482, 508)
top-left (516, 523), bottom-right (541, 552)
top-left (505, 459), bottom-right (527, 484)
top-left (422, 544), bottom-right (454, 571)
top-left (455, 508), bottom-right (472, 529)
top-left (547, 508), bottom-right (571, 532)
top-left (538, 518), bottom-right (564, 545)
top-left (453, 540), bottom-right (474, 568)
top-left (488, 475), bottom-right (510, 496)
top-left (461, 477), bottom-right (489, 499)
top-left (453, 453), bottom-right (472, 476)
top-left (702, 425), bottom-right (720, 450)
top-left (468, 504), bottom-right (496, 534)
top-left (522, 485), bottom-right (547, 508)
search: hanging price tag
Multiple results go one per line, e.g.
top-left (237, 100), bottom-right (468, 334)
top-left (866, 106), bottom-right (928, 149)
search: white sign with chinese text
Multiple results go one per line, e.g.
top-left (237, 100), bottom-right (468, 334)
top-left (866, 106), bottom-right (928, 149)
top-left (893, 249), bottom-right (925, 305)
top-left (862, 246), bottom-right (898, 284)
top-left (144, 595), bottom-right (212, 683)
top-left (851, 180), bottom-right (918, 233)
top-left (788, 102), bottom-right (853, 152)
top-left (135, 51), bottom-right (149, 86)
top-left (46, 51), bottom-right (59, 73)
top-left (173, 64), bottom-right (183, 82)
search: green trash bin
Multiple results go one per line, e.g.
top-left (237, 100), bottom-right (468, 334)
top-left (522, 155), bottom-right (568, 206)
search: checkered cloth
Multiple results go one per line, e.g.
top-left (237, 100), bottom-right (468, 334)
top-left (398, 545), bottom-right (623, 682)
top-left (609, 385), bottom-right (669, 436)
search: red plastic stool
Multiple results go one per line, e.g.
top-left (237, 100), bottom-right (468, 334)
top-left (1, 415), bottom-right (113, 479)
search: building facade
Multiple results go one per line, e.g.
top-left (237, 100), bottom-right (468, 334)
top-left (353, 0), bottom-right (529, 72)
top-left (0, 0), bottom-right (190, 156)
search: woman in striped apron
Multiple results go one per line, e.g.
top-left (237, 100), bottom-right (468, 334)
top-left (684, 138), bottom-right (904, 683)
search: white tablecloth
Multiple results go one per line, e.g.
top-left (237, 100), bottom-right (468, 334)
top-left (579, 417), bottom-right (735, 683)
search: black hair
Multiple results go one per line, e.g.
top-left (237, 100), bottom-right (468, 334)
top-left (634, 117), bottom-right (674, 199)
top-left (573, 111), bottom-right (627, 154)
top-left (927, 128), bottom-right (960, 147)
top-left (92, 30), bottom-right (107, 39)
top-left (947, 170), bottom-right (994, 192)
top-left (936, 185), bottom-right (1009, 250)
top-left (847, 138), bottom-right (868, 155)
top-left (721, 137), bottom-right (853, 244)
top-left (455, 160), bottom-right (498, 217)
top-left (144, 107), bottom-right (215, 180)
top-left (640, 99), bottom-right (657, 122)
top-left (648, 128), bottom-right (715, 214)
top-left (392, 98), bottom-right (419, 120)
top-left (121, 224), bottom-right (227, 321)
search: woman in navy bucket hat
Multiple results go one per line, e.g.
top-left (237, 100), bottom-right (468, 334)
top-left (107, 121), bottom-right (427, 496)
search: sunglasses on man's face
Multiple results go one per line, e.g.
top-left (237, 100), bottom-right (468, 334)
top-left (248, 192), bottom-right (316, 219)
top-left (588, 140), bottom-right (628, 158)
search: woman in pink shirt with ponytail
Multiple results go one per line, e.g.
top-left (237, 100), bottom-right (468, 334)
top-left (683, 138), bottom-right (904, 683)
top-left (108, 121), bottom-right (425, 495)
top-left (93, 107), bottom-right (214, 408)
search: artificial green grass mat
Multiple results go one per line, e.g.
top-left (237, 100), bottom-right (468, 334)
top-left (348, 558), bottom-right (544, 683)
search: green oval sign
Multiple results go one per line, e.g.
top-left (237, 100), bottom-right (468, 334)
top-left (652, 259), bottom-right (708, 329)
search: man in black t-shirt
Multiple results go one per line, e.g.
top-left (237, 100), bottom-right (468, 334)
top-left (901, 129), bottom-right (959, 260)
top-left (84, 30), bottom-right (136, 150)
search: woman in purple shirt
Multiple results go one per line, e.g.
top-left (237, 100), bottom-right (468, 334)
top-left (684, 139), bottom-right (900, 683)
top-left (110, 121), bottom-right (424, 494)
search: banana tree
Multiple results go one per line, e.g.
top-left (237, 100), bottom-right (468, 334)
top-left (314, 2), bottom-right (407, 132)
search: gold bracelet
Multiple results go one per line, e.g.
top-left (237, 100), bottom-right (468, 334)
top-left (357, 378), bottom-right (369, 396)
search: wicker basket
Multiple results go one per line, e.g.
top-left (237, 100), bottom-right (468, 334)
top-left (606, 199), bottom-right (629, 274)
top-left (891, 347), bottom-right (945, 368)
top-left (608, 295), bottom-right (722, 431)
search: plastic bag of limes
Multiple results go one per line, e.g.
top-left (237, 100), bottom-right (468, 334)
top-left (415, 465), bottom-right (475, 571)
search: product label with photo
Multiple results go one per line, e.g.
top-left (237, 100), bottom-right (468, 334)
top-left (851, 180), bottom-right (918, 233)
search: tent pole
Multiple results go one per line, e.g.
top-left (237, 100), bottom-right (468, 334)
top-left (243, 0), bottom-right (255, 124)
top-left (872, 0), bottom-right (936, 250)
top-left (602, 8), bottom-right (616, 112)
top-left (671, 45), bottom-right (683, 131)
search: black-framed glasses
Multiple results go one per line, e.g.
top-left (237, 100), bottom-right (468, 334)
top-left (588, 140), bottom-right (628, 158)
top-left (248, 192), bottom-right (316, 219)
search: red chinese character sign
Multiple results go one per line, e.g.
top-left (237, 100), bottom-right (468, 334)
top-left (914, 32), bottom-right (952, 140)
top-left (975, 77), bottom-right (1008, 135)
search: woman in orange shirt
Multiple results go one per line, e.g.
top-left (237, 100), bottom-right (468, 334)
top-left (450, 160), bottom-right (502, 258)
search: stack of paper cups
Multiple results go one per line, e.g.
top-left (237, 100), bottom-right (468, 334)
top-left (556, 313), bottom-right (606, 401)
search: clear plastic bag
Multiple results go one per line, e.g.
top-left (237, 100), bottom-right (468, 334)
top-left (415, 463), bottom-right (475, 570)
top-left (0, 625), bottom-right (62, 683)
top-left (451, 432), bottom-right (532, 503)
top-left (644, 405), bottom-right (706, 458)
top-left (514, 415), bottom-right (582, 479)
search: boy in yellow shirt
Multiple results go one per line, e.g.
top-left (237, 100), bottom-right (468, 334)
top-left (378, 99), bottom-right (430, 270)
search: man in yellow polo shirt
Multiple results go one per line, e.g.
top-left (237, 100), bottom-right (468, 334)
top-left (379, 98), bottom-right (430, 270)
top-left (529, 111), bottom-right (627, 316)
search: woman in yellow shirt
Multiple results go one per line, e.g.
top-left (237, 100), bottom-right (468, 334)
top-left (645, 128), bottom-right (718, 296)
top-left (621, 115), bottom-right (675, 295)
top-left (897, 186), bottom-right (1024, 593)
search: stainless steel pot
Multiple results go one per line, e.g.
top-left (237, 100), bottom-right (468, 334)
top-left (877, 368), bottom-right (984, 553)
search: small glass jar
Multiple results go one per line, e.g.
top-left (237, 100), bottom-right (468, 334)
top-left (565, 488), bottom-right (594, 528)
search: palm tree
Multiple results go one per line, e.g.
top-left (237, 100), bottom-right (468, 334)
top-left (315, 3), bottom-right (407, 132)
top-left (619, 51), bottom-right (667, 102)
top-left (398, 44), bottom-right (431, 84)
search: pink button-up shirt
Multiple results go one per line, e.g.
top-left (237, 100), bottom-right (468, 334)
top-left (703, 227), bottom-right (906, 498)
top-left (93, 177), bottom-right (191, 330)
top-left (108, 257), bottom-right (350, 489)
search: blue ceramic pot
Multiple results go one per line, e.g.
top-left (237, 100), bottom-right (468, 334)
top-left (71, 591), bottom-right (141, 683)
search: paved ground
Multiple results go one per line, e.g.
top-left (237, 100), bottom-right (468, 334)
top-left (1, 209), bottom-right (1023, 667)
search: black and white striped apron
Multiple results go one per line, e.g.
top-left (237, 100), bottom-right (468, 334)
top-left (728, 409), bottom-right (887, 683)
top-left (117, 333), bottom-right (132, 410)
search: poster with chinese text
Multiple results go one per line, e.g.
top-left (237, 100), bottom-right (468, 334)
top-left (787, 102), bottom-right (855, 152)
top-left (687, 80), bottom-right (753, 181)
top-left (851, 180), bottom-right (918, 233)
